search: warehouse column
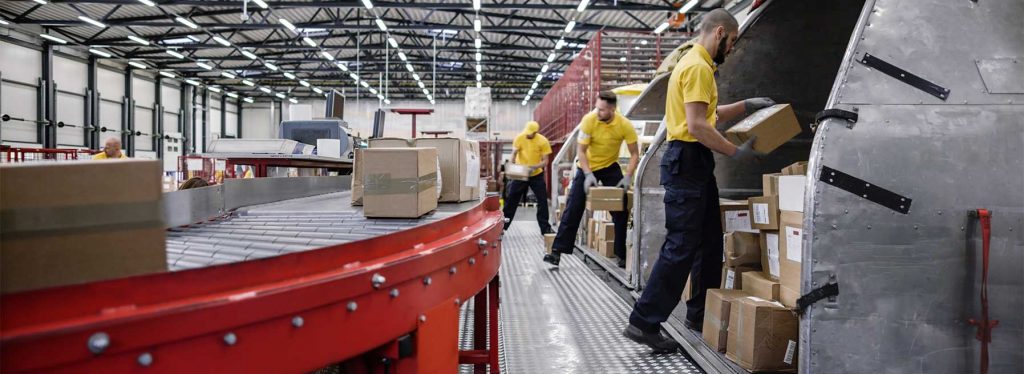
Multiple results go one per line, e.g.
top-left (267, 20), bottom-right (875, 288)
top-left (39, 42), bottom-right (56, 148)
top-left (154, 76), bottom-right (164, 158)
top-left (219, 93), bottom-right (226, 138)
top-left (182, 85), bottom-right (193, 155)
top-left (236, 97), bottom-right (243, 138)
top-left (85, 56), bottom-right (99, 149)
top-left (201, 87), bottom-right (209, 153)
top-left (124, 67), bottom-right (135, 157)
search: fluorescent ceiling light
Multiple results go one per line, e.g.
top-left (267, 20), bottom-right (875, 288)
top-left (377, 94), bottom-right (384, 100)
top-left (32, 0), bottom-right (48, 5)
top-left (475, 52), bottom-right (481, 62)
top-left (535, 74), bottom-right (542, 82)
top-left (619, 56), bottom-right (627, 62)
top-left (427, 95), bottom-right (433, 101)
top-left (528, 89), bottom-right (535, 96)
top-left (251, 0), bottom-right (268, 9)
top-left (406, 64), bottom-right (414, 72)
top-left (127, 35), bottom-right (150, 45)
top-left (39, 34), bottom-right (68, 44)
top-left (473, 19), bottom-right (481, 32)
top-left (654, 22), bottom-right (670, 34)
top-left (388, 37), bottom-right (398, 48)
top-left (556, 39), bottom-right (566, 50)
top-left (276, 92), bottom-right (286, 99)
top-left (137, 0), bottom-right (156, 6)
top-left (369, 88), bottom-right (378, 95)
top-left (547, 53), bottom-right (555, 62)
top-left (0, 19), bottom-right (9, 26)
top-left (375, 18), bottom-right (387, 31)
top-left (412, 73), bottom-right (420, 80)
top-left (242, 79), bottom-right (255, 86)
top-left (196, 62), bottom-right (214, 70)
top-left (243, 97), bottom-right (254, 103)
top-left (473, 0), bottom-right (481, 11)
top-left (289, 98), bottom-right (298, 104)
top-left (640, 40), bottom-right (649, 45)
top-left (398, 52), bottom-right (407, 61)
top-left (166, 50), bottom-right (185, 59)
top-left (475, 64), bottom-right (482, 72)
top-left (418, 81), bottom-right (425, 88)
top-left (337, 62), bottom-right (349, 71)
top-left (241, 50), bottom-right (259, 60)
top-left (264, 62), bottom-right (279, 71)
top-left (577, 0), bottom-right (590, 12)
top-left (159, 71), bottom-right (176, 79)
top-left (320, 51), bottom-right (334, 61)
top-left (564, 21), bottom-right (576, 33)
top-left (208, 86), bottom-right (221, 93)
top-left (278, 18), bottom-right (297, 32)
top-left (384, 99), bottom-right (391, 105)
top-left (312, 87), bottom-right (323, 94)
top-left (221, 71), bottom-right (236, 79)
top-left (522, 101), bottom-right (527, 106)
top-left (361, 81), bottom-right (370, 88)
top-left (679, 0), bottom-right (699, 14)
top-left (360, 0), bottom-right (373, 10)
top-left (299, 80), bottom-right (310, 87)
top-left (78, 16), bottom-right (107, 29)
top-left (476, 74), bottom-right (482, 81)
top-left (175, 17), bottom-right (199, 29)
top-left (475, 39), bottom-right (481, 49)
top-left (283, 72), bottom-right (296, 79)
top-left (259, 86), bottom-right (273, 93)
top-left (532, 82), bottom-right (538, 89)
top-left (349, 73), bottom-right (359, 80)
top-left (184, 79), bottom-right (201, 86)
top-left (303, 37), bottom-right (317, 47)
top-left (212, 36), bottom-right (231, 47)
top-left (422, 88), bottom-right (429, 95)
top-left (128, 61), bottom-right (148, 69)
top-left (525, 95), bottom-right (531, 101)
top-left (541, 64), bottom-right (549, 73)
top-left (226, 92), bottom-right (238, 98)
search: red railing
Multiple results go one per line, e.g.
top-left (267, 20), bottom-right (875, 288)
top-left (534, 33), bottom-right (603, 144)
top-left (1, 146), bottom-right (95, 163)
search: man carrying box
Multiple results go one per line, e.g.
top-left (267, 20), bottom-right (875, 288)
top-left (625, 9), bottom-right (778, 352)
top-left (503, 121), bottom-right (554, 235)
top-left (543, 91), bottom-right (640, 268)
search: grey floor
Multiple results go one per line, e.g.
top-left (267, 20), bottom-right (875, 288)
top-left (459, 208), bottom-right (701, 374)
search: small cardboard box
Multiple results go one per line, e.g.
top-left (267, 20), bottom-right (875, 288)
top-left (721, 265), bottom-right (761, 290)
top-left (760, 231), bottom-right (781, 280)
top-left (505, 164), bottom-right (531, 181)
top-left (782, 161), bottom-right (808, 176)
top-left (414, 138), bottom-right (480, 202)
top-left (368, 137), bottom-right (412, 148)
top-left (544, 233), bottom-right (556, 254)
top-left (597, 240), bottom-right (616, 258)
top-left (0, 160), bottom-right (167, 294)
top-left (586, 187), bottom-right (625, 211)
top-left (762, 173), bottom-right (782, 196)
top-left (778, 211), bottom-right (804, 308)
top-left (748, 196), bottom-right (779, 230)
top-left (362, 148), bottom-right (439, 218)
top-left (725, 104), bottom-right (802, 154)
top-left (703, 289), bottom-right (749, 352)
top-left (351, 148), bottom-right (365, 206)
top-left (720, 199), bottom-right (758, 233)
top-left (777, 175), bottom-right (806, 213)
top-left (726, 297), bottom-right (799, 372)
top-left (742, 271), bottom-right (780, 301)
top-left (599, 222), bottom-right (615, 241)
top-left (724, 232), bottom-right (761, 267)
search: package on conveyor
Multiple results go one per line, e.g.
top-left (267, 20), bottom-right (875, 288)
top-left (544, 233), bottom-right (556, 254)
top-left (724, 231), bottom-right (761, 268)
top-left (0, 160), bottom-right (168, 294)
top-left (362, 148), bottom-right (439, 218)
top-left (703, 289), bottom-right (749, 352)
top-left (760, 231), bottom-right (781, 281)
top-left (351, 148), bottom-right (365, 206)
top-left (778, 211), bottom-right (804, 308)
top-left (368, 137), bottom-right (413, 148)
top-left (505, 164), bottom-right (532, 181)
top-left (414, 138), bottom-right (481, 202)
top-left (596, 222), bottom-right (616, 258)
top-left (587, 186), bottom-right (626, 211)
top-left (720, 199), bottom-right (757, 233)
top-left (726, 296), bottom-right (799, 373)
top-left (721, 264), bottom-right (760, 290)
top-left (725, 104), bottom-right (802, 154)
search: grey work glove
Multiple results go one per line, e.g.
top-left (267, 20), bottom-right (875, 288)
top-left (744, 97), bottom-right (776, 114)
top-left (615, 173), bottom-right (632, 189)
top-left (583, 172), bottom-right (599, 193)
top-left (730, 136), bottom-right (766, 162)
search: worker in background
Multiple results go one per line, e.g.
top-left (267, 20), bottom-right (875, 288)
top-left (502, 121), bottom-right (554, 234)
top-left (624, 9), bottom-right (777, 353)
top-left (92, 137), bottom-right (127, 160)
top-left (544, 91), bottom-right (640, 268)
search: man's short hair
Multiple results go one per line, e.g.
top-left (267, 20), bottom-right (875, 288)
top-left (699, 8), bottom-right (739, 35)
top-left (597, 90), bottom-right (617, 105)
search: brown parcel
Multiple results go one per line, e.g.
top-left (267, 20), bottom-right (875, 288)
top-left (362, 148), bottom-right (439, 218)
top-left (782, 161), bottom-right (808, 176)
top-left (725, 103), bottom-right (802, 154)
top-left (587, 187), bottom-right (625, 211)
top-left (742, 271), bottom-right (781, 301)
top-left (703, 289), bottom-right (750, 352)
top-left (724, 232), bottom-right (761, 267)
top-left (778, 211), bottom-right (804, 308)
top-left (721, 265), bottom-right (761, 290)
top-left (599, 222), bottom-right (615, 241)
top-left (762, 173), bottom-right (782, 196)
top-left (720, 199), bottom-right (756, 233)
top-left (544, 233), bottom-right (556, 254)
top-left (368, 137), bottom-right (412, 148)
top-left (505, 164), bottom-right (531, 181)
top-left (0, 160), bottom-right (167, 294)
top-left (597, 240), bottom-right (615, 258)
top-left (351, 148), bottom-right (364, 206)
top-left (760, 231), bottom-right (782, 281)
top-left (748, 195), bottom-right (779, 230)
top-left (414, 138), bottom-right (480, 202)
top-left (726, 296), bottom-right (799, 372)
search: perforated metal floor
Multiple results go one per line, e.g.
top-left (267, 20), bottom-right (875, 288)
top-left (459, 219), bottom-right (701, 373)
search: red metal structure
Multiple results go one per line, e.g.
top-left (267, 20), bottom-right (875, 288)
top-left (1, 146), bottom-right (95, 162)
top-left (1, 196), bottom-right (505, 373)
top-left (533, 34), bottom-right (603, 144)
top-left (390, 108), bottom-right (435, 138)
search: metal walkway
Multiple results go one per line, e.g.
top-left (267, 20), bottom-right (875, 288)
top-left (460, 219), bottom-right (701, 373)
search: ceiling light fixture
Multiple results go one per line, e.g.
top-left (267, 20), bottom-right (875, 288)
top-left (312, 87), bottom-right (323, 94)
top-left (299, 80), bottom-right (310, 87)
top-left (279, 18), bottom-right (297, 33)
top-left (208, 86), bottom-right (221, 93)
top-left (337, 62), bottom-right (349, 71)
top-left (541, 64), bottom-right (549, 72)
top-left (275, 92), bottom-right (286, 99)
top-left (175, 17), bottom-right (199, 29)
top-left (259, 86), bottom-right (273, 94)
top-left (406, 64), bottom-right (415, 72)
top-left (251, 0), bottom-right (269, 9)
top-left (137, 0), bottom-right (156, 6)
top-left (226, 92), bottom-right (239, 98)
top-left (283, 72), bottom-right (296, 79)
top-left (679, 0), bottom-right (700, 14)
top-left (475, 52), bottom-right (481, 62)
top-left (375, 19), bottom-right (387, 31)
top-left (360, 0), bottom-right (374, 10)
top-left (32, 0), bottom-right (48, 5)
top-left (349, 73), bottom-right (359, 80)
top-left (264, 62), bottom-right (279, 71)
top-left (302, 37), bottom-right (317, 47)
top-left (654, 22), bottom-right (670, 34)
top-left (39, 34), bottom-right (68, 44)
top-left (212, 36), bottom-right (231, 47)
top-left (242, 79), bottom-right (255, 86)
top-left (418, 81), bottom-right (425, 88)
top-left (388, 37), bottom-right (398, 48)
top-left (196, 62), bottom-right (214, 70)
top-left (78, 16), bottom-right (107, 29)
top-left (166, 50), bottom-right (185, 59)
top-left (473, 0), bottom-right (481, 11)
top-left (127, 35), bottom-right (150, 45)
top-left (361, 81), bottom-right (370, 88)
top-left (243, 97), bottom-right (254, 103)
top-left (564, 21), bottom-right (576, 33)
top-left (221, 71), bottom-right (236, 79)
top-left (128, 61), bottom-right (147, 69)
top-left (577, 0), bottom-right (590, 12)
top-left (159, 71), bottom-right (176, 79)
top-left (398, 52), bottom-right (407, 61)
top-left (475, 39), bottom-right (482, 49)
top-left (547, 53), bottom-right (556, 62)
top-left (184, 79), bottom-right (201, 86)
top-left (289, 98), bottom-right (298, 104)
top-left (473, 19), bottom-right (481, 32)
top-left (412, 73), bottom-right (420, 80)
top-left (241, 50), bottom-right (259, 60)
top-left (320, 51), bottom-right (335, 61)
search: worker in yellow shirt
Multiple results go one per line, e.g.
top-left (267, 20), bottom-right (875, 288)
top-left (503, 121), bottom-right (554, 234)
top-left (625, 9), bottom-right (776, 353)
top-left (92, 137), bottom-right (128, 160)
top-left (544, 91), bottom-right (640, 268)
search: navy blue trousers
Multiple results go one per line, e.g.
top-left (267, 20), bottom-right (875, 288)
top-left (503, 171), bottom-right (553, 233)
top-left (551, 163), bottom-right (628, 259)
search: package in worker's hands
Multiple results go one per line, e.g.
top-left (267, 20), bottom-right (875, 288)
top-left (725, 104), bottom-right (802, 153)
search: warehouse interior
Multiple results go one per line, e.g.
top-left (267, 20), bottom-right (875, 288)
top-left (1, 0), bottom-right (1022, 373)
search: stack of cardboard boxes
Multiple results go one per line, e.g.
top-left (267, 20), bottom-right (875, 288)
top-left (582, 186), bottom-right (630, 259)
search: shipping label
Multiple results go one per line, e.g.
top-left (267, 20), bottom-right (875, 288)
top-left (767, 233), bottom-right (780, 278)
top-left (753, 203), bottom-right (770, 224)
top-left (724, 210), bottom-right (754, 232)
top-left (725, 269), bottom-right (736, 289)
top-left (785, 226), bottom-right (802, 263)
top-left (465, 150), bottom-right (481, 187)
top-left (784, 340), bottom-right (797, 365)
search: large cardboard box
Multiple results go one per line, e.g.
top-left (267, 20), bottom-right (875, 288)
top-left (724, 232), bottom-right (761, 267)
top-left (703, 289), bottom-right (749, 352)
top-left (351, 148), bottom-right (365, 206)
top-left (597, 240), bottom-right (615, 258)
top-left (777, 175), bottom-right (806, 213)
top-left (505, 164), bottom-right (531, 181)
top-left (544, 233), bottom-right (556, 254)
top-left (724, 104), bottom-right (802, 154)
top-left (362, 148), bottom-right (439, 218)
top-left (762, 173), bottom-right (782, 196)
top-left (742, 271), bottom-right (780, 301)
top-left (586, 187), bottom-right (625, 211)
top-left (778, 211), bottom-right (803, 308)
top-left (467, 141), bottom-right (482, 200)
top-left (760, 231), bottom-right (781, 280)
top-left (749, 196), bottom-right (779, 230)
top-left (414, 138), bottom-right (480, 202)
top-left (726, 296), bottom-right (799, 372)
top-left (721, 265), bottom-right (760, 290)
top-left (782, 161), bottom-right (808, 176)
top-left (368, 137), bottom-right (412, 148)
top-left (720, 199), bottom-right (757, 233)
top-left (0, 160), bottom-right (167, 294)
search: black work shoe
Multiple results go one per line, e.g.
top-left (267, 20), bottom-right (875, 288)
top-left (616, 257), bottom-right (627, 268)
top-left (622, 325), bottom-right (680, 354)
top-left (542, 251), bottom-right (561, 266)
top-left (684, 318), bottom-right (703, 333)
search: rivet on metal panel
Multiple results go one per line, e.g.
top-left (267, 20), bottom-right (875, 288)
top-left (961, 226), bottom-right (966, 231)
top-left (423, 276), bottom-right (432, 286)
top-left (292, 316), bottom-right (304, 328)
top-left (87, 332), bottom-right (110, 354)
top-left (371, 273), bottom-right (386, 289)
top-left (867, 225), bottom-right (872, 230)
top-left (831, 224), bottom-right (838, 230)
top-left (347, 301), bottom-right (358, 312)
top-left (483, 249), bottom-right (489, 256)
top-left (390, 289), bottom-right (400, 298)
top-left (137, 352), bottom-right (153, 367)
top-left (914, 225), bottom-right (919, 230)
top-left (223, 332), bottom-right (237, 346)
top-left (477, 239), bottom-right (488, 248)
top-left (492, 242), bottom-right (498, 248)
top-left (469, 258), bottom-right (476, 265)
top-left (419, 315), bottom-right (427, 322)
top-left (449, 266), bottom-right (457, 274)
top-left (455, 298), bottom-right (461, 305)
top-left (844, 209), bottom-right (849, 214)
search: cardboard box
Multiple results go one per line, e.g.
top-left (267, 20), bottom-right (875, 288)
top-left (467, 141), bottom-right (482, 200)
top-left (351, 148), bottom-right (365, 206)
top-left (721, 265), bottom-right (761, 290)
top-left (726, 296), bottom-right (799, 372)
top-left (0, 160), bottom-right (167, 293)
top-left (777, 175), bottom-right (806, 213)
top-left (317, 139), bottom-right (342, 158)
top-left (414, 138), bottom-right (480, 202)
top-left (703, 289), bottom-right (749, 352)
top-left (599, 222), bottom-right (615, 241)
top-left (587, 187), bottom-right (625, 211)
top-left (725, 104), bottom-right (802, 154)
top-left (368, 137), bottom-right (412, 148)
top-left (760, 230), bottom-right (781, 280)
top-left (544, 233), bottom-right (556, 254)
top-left (778, 211), bottom-right (803, 308)
top-left (362, 148), bottom-right (439, 218)
top-left (742, 271), bottom-right (780, 301)
top-left (782, 161), bottom-right (808, 176)
top-left (762, 173), bottom-right (782, 196)
top-left (720, 199), bottom-right (757, 233)
top-left (724, 232), bottom-right (761, 267)
top-left (505, 164), bottom-right (531, 181)
top-left (597, 240), bottom-right (616, 258)
top-left (748, 196), bottom-right (779, 230)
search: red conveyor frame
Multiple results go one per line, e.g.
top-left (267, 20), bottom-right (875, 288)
top-left (1, 197), bottom-right (504, 373)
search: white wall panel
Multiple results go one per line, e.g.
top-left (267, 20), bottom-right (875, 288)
top-left (241, 106), bottom-right (275, 139)
top-left (163, 112), bottom-right (180, 134)
top-left (97, 68), bottom-right (124, 101)
top-left (99, 99), bottom-right (122, 132)
top-left (225, 112), bottom-right (238, 136)
top-left (0, 82), bottom-right (40, 144)
top-left (210, 108), bottom-right (222, 136)
top-left (132, 77), bottom-right (155, 108)
top-left (134, 107), bottom-right (154, 151)
top-left (53, 56), bottom-right (87, 94)
top-left (56, 91), bottom-right (86, 146)
top-left (0, 41), bottom-right (41, 83)
top-left (161, 84), bottom-right (181, 112)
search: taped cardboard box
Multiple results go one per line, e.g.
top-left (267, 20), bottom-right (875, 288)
top-left (725, 104), bottom-right (802, 154)
top-left (720, 199), bottom-right (757, 233)
top-left (782, 161), bottom-right (808, 176)
top-left (362, 148), bottom-right (439, 218)
top-left (762, 173), bottom-right (782, 196)
top-left (748, 196), bottom-right (779, 230)
top-left (467, 140), bottom-right (482, 200)
top-left (414, 138), bottom-right (480, 202)
top-left (368, 137), bottom-right (412, 148)
top-left (721, 265), bottom-right (760, 290)
top-left (351, 148), bottom-right (365, 206)
top-left (778, 211), bottom-right (804, 308)
top-left (597, 240), bottom-right (616, 258)
top-left (703, 289), bottom-right (750, 352)
top-left (505, 164), bottom-right (531, 181)
top-left (760, 230), bottom-right (781, 281)
top-left (724, 231), bottom-right (761, 267)
top-left (544, 233), bottom-right (556, 254)
top-left (587, 187), bottom-right (625, 211)
top-left (742, 271), bottom-right (780, 301)
top-left (598, 222), bottom-right (615, 241)
top-left (726, 296), bottom-right (799, 373)
top-left (778, 175), bottom-right (806, 213)
top-left (0, 160), bottom-right (167, 294)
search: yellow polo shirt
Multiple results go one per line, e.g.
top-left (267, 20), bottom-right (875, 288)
top-left (513, 133), bottom-right (552, 176)
top-left (92, 152), bottom-right (127, 160)
top-left (577, 111), bottom-right (638, 171)
top-left (665, 43), bottom-right (718, 142)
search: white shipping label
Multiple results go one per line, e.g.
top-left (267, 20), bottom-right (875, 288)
top-left (725, 270), bottom-right (736, 289)
top-left (784, 340), bottom-right (797, 365)
top-left (785, 226), bottom-right (803, 263)
top-left (465, 150), bottom-right (481, 187)
top-left (215, 160), bottom-right (226, 172)
top-left (767, 233), bottom-right (780, 278)
top-left (753, 203), bottom-right (770, 224)
top-left (724, 210), bottom-right (754, 232)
